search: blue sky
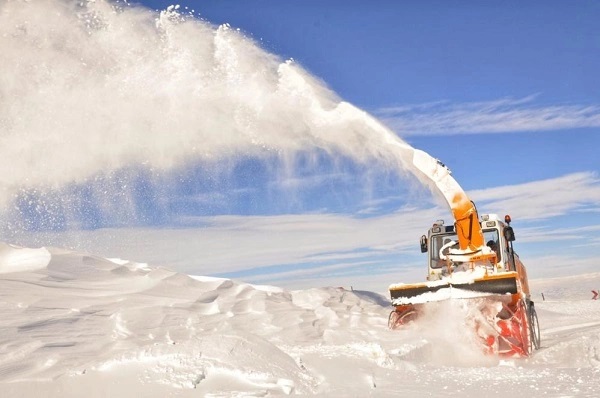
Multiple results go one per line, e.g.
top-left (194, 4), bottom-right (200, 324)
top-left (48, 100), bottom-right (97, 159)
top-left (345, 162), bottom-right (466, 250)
top-left (136, 0), bottom-right (600, 185)
top-left (2, 0), bottom-right (599, 293)
top-left (143, 0), bottom-right (600, 105)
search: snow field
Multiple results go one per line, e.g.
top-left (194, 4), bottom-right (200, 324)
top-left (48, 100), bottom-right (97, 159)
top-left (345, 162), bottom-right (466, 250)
top-left (1, 243), bottom-right (600, 397)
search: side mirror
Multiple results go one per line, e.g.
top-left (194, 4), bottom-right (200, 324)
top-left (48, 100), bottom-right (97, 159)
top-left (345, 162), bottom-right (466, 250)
top-left (504, 226), bottom-right (515, 242)
top-left (420, 235), bottom-right (428, 253)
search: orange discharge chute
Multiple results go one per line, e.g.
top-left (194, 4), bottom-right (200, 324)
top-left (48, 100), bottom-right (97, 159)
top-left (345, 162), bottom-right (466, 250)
top-left (450, 191), bottom-right (485, 252)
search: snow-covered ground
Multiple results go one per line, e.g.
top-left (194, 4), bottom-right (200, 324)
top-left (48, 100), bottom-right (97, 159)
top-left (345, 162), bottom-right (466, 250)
top-left (1, 242), bottom-right (599, 397)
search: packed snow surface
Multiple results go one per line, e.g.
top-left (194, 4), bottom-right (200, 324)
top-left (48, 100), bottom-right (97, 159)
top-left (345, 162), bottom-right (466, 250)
top-left (1, 242), bottom-right (599, 397)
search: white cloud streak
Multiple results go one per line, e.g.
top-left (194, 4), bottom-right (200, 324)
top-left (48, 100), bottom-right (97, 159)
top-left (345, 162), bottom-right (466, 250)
top-left (526, 255), bottom-right (600, 280)
top-left (9, 172), bottom-right (599, 289)
top-left (13, 207), bottom-right (442, 275)
top-left (467, 172), bottom-right (600, 221)
top-left (376, 96), bottom-right (600, 135)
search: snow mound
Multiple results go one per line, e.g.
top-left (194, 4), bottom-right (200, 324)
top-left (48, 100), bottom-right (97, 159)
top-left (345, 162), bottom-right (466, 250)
top-left (1, 243), bottom-right (600, 397)
top-left (0, 242), bottom-right (51, 274)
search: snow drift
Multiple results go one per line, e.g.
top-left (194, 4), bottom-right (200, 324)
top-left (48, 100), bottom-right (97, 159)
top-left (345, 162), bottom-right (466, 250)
top-left (1, 242), bottom-right (599, 397)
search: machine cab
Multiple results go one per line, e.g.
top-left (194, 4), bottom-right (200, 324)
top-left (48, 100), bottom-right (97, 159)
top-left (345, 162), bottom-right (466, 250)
top-left (422, 214), bottom-right (515, 281)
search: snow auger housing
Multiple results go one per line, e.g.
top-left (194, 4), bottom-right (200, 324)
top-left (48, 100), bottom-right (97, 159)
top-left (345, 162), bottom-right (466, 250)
top-left (388, 150), bottom-right (541, 357)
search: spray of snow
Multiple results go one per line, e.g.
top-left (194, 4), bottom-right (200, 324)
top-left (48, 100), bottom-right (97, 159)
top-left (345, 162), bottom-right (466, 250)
top-left (392, 299), bottom-right (500, 367)
top-left (0, 0), bottom-right (429, 228)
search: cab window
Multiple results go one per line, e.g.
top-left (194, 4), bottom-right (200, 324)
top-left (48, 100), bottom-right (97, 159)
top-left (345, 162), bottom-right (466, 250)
top-left (483, 229), bottom-right (501, 262)
top-left (430, 234), bottom-right (458, 268)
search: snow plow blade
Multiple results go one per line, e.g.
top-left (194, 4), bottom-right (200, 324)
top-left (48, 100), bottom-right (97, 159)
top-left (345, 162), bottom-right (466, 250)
top-left (389, 272), bottom-right (519, 305)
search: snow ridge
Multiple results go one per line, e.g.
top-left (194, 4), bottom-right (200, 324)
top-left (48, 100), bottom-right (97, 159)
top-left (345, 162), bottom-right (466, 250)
top-left (1, 243), bottom-right (599, 397)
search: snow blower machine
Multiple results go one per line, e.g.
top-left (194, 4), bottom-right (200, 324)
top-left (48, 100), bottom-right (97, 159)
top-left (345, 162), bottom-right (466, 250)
top-left (388, 150), bottom-right (541, 357)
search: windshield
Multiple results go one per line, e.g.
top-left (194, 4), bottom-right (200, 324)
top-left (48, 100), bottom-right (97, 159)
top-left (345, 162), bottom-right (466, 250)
top-left (482, 229), bottom-right (501, 262)
top-left (430, 233), bottom-right (458, 268)
top-left (430, 229), bottom-right (501, 269)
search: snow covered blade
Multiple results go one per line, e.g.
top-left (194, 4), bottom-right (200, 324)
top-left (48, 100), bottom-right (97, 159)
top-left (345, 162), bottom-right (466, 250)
top-left (390, 273), bottom-right (519, 306)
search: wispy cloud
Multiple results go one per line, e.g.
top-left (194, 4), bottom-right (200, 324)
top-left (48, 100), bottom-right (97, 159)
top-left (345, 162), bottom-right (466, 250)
top-left (525, 254), bottom-right (600, 280)
top-left (468, 172), bottom-right (600, 221)
top-left (11, 207), bottom-right (443, 278)
top-left (513, 225), bottom-right (600, 244)
top-left (11, 172), bottom-right (600, 289)
top-left (375, 96), bottom-right (600, 135)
